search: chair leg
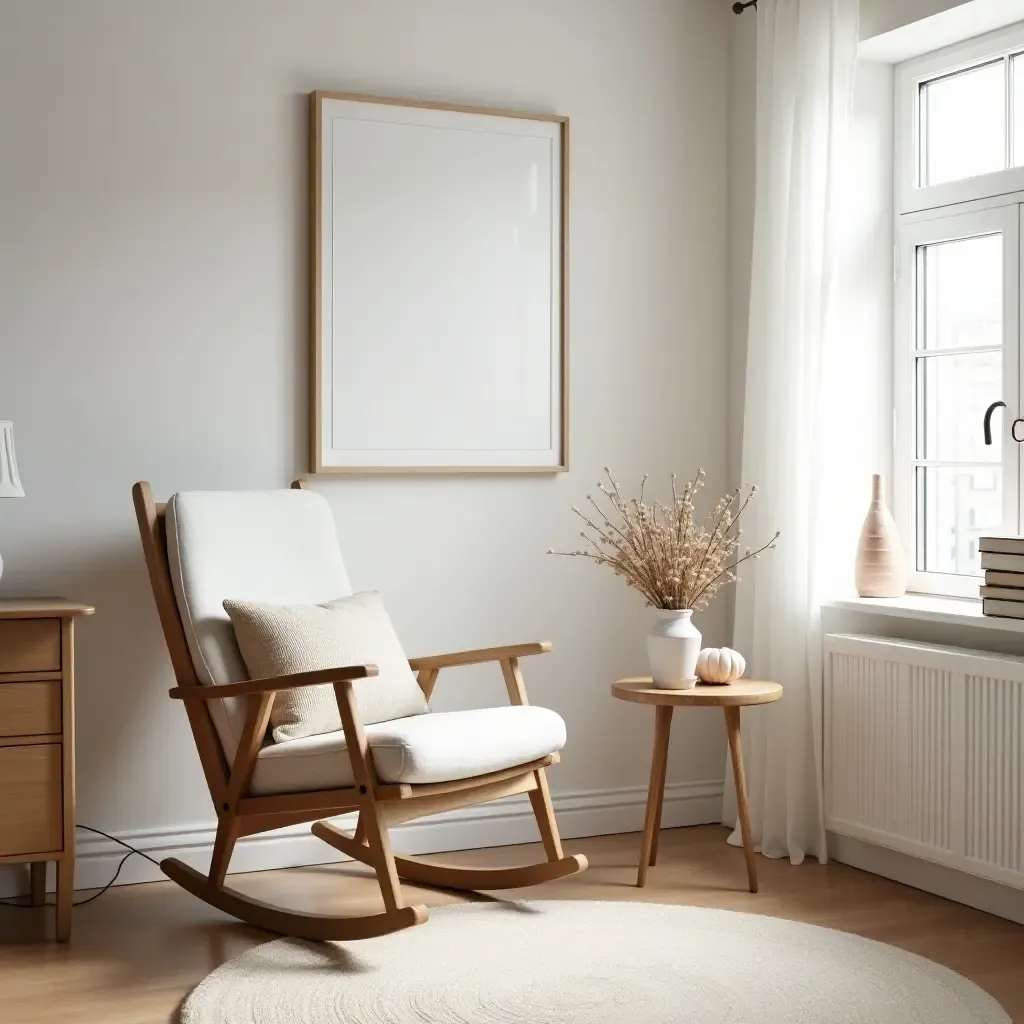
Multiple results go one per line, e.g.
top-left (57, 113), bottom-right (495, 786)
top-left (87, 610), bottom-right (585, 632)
top-left (359, 799), bottom-right (404, 912)
top-left (528, 767), bottom-right (564, 861)
top-left (332, 677), bottom-right (407, 913)
top-left (209, 813), bottom-right (241, 887)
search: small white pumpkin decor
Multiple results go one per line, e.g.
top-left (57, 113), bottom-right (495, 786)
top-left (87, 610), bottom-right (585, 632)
top-left (696, 647), bottom-right (746, 685)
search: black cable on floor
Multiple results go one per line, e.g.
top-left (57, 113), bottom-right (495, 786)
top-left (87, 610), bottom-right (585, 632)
top-left (0, 824), bottom-right (161, 909)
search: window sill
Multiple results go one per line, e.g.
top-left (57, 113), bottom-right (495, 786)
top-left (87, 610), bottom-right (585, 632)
top-left (823, 594), bottom-right (1024, 634)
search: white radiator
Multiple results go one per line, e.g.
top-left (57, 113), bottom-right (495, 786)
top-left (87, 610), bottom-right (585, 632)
top-left (824, 634), bottom-right (1024, 889)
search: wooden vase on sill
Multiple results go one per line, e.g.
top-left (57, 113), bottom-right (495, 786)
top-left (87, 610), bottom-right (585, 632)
top-left (855, 474), bottom-right (907, 598)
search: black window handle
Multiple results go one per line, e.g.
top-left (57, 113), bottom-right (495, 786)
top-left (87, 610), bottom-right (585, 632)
top-left (984, 401), bottom-right (1007, 445)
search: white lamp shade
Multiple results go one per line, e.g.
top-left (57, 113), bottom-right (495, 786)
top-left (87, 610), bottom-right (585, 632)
top-left (0, 421), bottom-right (25, 498)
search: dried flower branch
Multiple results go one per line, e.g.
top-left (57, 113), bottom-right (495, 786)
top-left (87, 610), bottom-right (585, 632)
top-left (548, 468), bottom-right (779, 611)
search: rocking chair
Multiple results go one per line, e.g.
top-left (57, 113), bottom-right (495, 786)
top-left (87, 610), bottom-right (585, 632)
top-left (132, 480), bottom-right (586, 941)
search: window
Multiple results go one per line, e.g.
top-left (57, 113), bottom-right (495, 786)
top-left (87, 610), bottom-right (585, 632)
top-left (895, 26), bottom-right (1024, 596)
top-left (919, 61), bottom-right (1005, 187)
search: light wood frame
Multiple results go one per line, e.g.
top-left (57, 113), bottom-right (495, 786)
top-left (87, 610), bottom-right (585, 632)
top-left (131, 479), bottom-right (585, 941)
top-left (611, 678), bottom-right (782, 893)
top-left (309, 90), bottom-right (570, 475)
top-left (0, 599), bottom-right (92, 941)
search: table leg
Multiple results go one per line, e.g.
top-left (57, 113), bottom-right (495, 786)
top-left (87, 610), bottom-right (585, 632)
top-left (56, 858), bottom-right (73, 941)
top-left (30, 862), bottom-right (46, 907)
top-left (637, 704), bottom-right (673, 887)
top-left (724, 705), bottom-right (758, 893)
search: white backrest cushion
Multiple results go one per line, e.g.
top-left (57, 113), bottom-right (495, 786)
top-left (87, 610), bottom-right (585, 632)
top-left (165, 489), bottom-right (353, 755)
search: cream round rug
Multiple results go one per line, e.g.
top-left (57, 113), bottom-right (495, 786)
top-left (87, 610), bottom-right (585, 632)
top-left (180, 900), bottom-right (1009, 1023)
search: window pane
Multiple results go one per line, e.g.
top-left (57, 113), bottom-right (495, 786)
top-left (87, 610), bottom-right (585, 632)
top-left (916, 466), bottom-right (1002, 576)
top-left (918, 233), bottom-right (1002, 350)
top-left (1010, 54), bottom-right (1024, 166)
top-left (916, 351), bottom-right (1002, 462)
top-left (920, 60), bottom-right (1006, 186)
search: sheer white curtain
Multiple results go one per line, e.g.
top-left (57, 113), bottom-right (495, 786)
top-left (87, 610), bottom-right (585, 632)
top-left (723, 0), bottom-right (860, 864)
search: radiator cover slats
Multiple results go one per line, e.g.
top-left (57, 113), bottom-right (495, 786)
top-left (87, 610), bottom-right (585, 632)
top-left (825, 634), bottom-right (1024, 890)
top-left (965, 675), bottom-right (1024, 874)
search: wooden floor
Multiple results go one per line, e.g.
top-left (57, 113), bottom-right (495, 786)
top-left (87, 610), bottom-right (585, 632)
top-left (0, 825), bottom-right (1021, 1022)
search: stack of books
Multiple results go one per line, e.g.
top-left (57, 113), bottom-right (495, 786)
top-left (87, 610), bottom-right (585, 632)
top-left (980, 537), bottom-right (1024, 618)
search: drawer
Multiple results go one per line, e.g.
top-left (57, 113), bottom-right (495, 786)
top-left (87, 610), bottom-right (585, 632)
top-left (0, 744), bottom-right (62, 856)
top-left (0, 619), bottom-right (61, 674)
top-left (0, 681), bottom-right (61, 737)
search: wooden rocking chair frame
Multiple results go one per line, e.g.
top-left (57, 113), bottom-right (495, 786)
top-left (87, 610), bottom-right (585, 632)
top-left (132, 479), bottom-right (586, 942)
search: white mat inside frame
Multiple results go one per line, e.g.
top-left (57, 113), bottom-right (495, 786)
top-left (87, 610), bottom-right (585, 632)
top-left (180, 899), bottom-right (1009, 1023)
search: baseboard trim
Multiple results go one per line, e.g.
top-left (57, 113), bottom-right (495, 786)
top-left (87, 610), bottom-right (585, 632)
top-left (1, 778), bottom-right (724, 897)
top-left (828, 831), bottom-right (1024, 926)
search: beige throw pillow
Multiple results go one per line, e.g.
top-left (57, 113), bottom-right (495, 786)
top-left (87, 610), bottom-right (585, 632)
top-left (223, 592), bottom-right (429, 743)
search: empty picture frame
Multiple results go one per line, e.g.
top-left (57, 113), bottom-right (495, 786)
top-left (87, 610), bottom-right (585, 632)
top-left (310, 91), bottom-right (568, 473)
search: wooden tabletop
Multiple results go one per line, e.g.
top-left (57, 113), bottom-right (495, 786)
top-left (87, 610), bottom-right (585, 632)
top-left (0, 598), bottom-right (95, 620)
top-left (612, 678), bottom-right (782, 707)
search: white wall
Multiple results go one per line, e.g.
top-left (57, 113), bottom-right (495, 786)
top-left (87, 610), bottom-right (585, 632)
top-left (0, 0), bottom-right (731, 883)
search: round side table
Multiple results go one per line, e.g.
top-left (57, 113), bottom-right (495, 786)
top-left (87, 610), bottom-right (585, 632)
top-left (611, 678), bottom-right (783, 892)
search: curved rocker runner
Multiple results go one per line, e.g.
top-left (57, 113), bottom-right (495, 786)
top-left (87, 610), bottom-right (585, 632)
top-left (132, 479), bottom-right (587, 941)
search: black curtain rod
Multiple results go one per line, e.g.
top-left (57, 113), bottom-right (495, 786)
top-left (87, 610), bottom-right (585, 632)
top-left (733, 0), bottom-right (757, 12)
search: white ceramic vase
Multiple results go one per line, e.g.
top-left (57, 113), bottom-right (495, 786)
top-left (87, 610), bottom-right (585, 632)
top-left (647, 609), bottom-right (702, 689)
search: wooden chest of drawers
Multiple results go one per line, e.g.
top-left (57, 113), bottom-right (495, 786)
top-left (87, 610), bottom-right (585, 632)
top-left (0, 599), bottom-right (93, 941)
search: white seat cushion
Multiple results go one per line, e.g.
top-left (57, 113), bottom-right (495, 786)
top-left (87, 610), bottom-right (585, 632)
top-left (250, 705), bottom-right (566, 795)
top-left (165, 489), bottom-right (353, 757)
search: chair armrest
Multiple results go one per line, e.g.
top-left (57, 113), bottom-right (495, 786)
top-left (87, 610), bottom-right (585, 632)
top-left (168, 664), bottom-right (377, 700)
top-left (408, 642), bottom-right (551, 671)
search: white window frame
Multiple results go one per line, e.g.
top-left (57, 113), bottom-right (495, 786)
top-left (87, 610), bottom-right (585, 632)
top-left (896, 22), bottom-right (1024, 215)
top-left (894, 205), bottom-right (1020, 596)
top-left (895, 23), bottom-right (1024, 597)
